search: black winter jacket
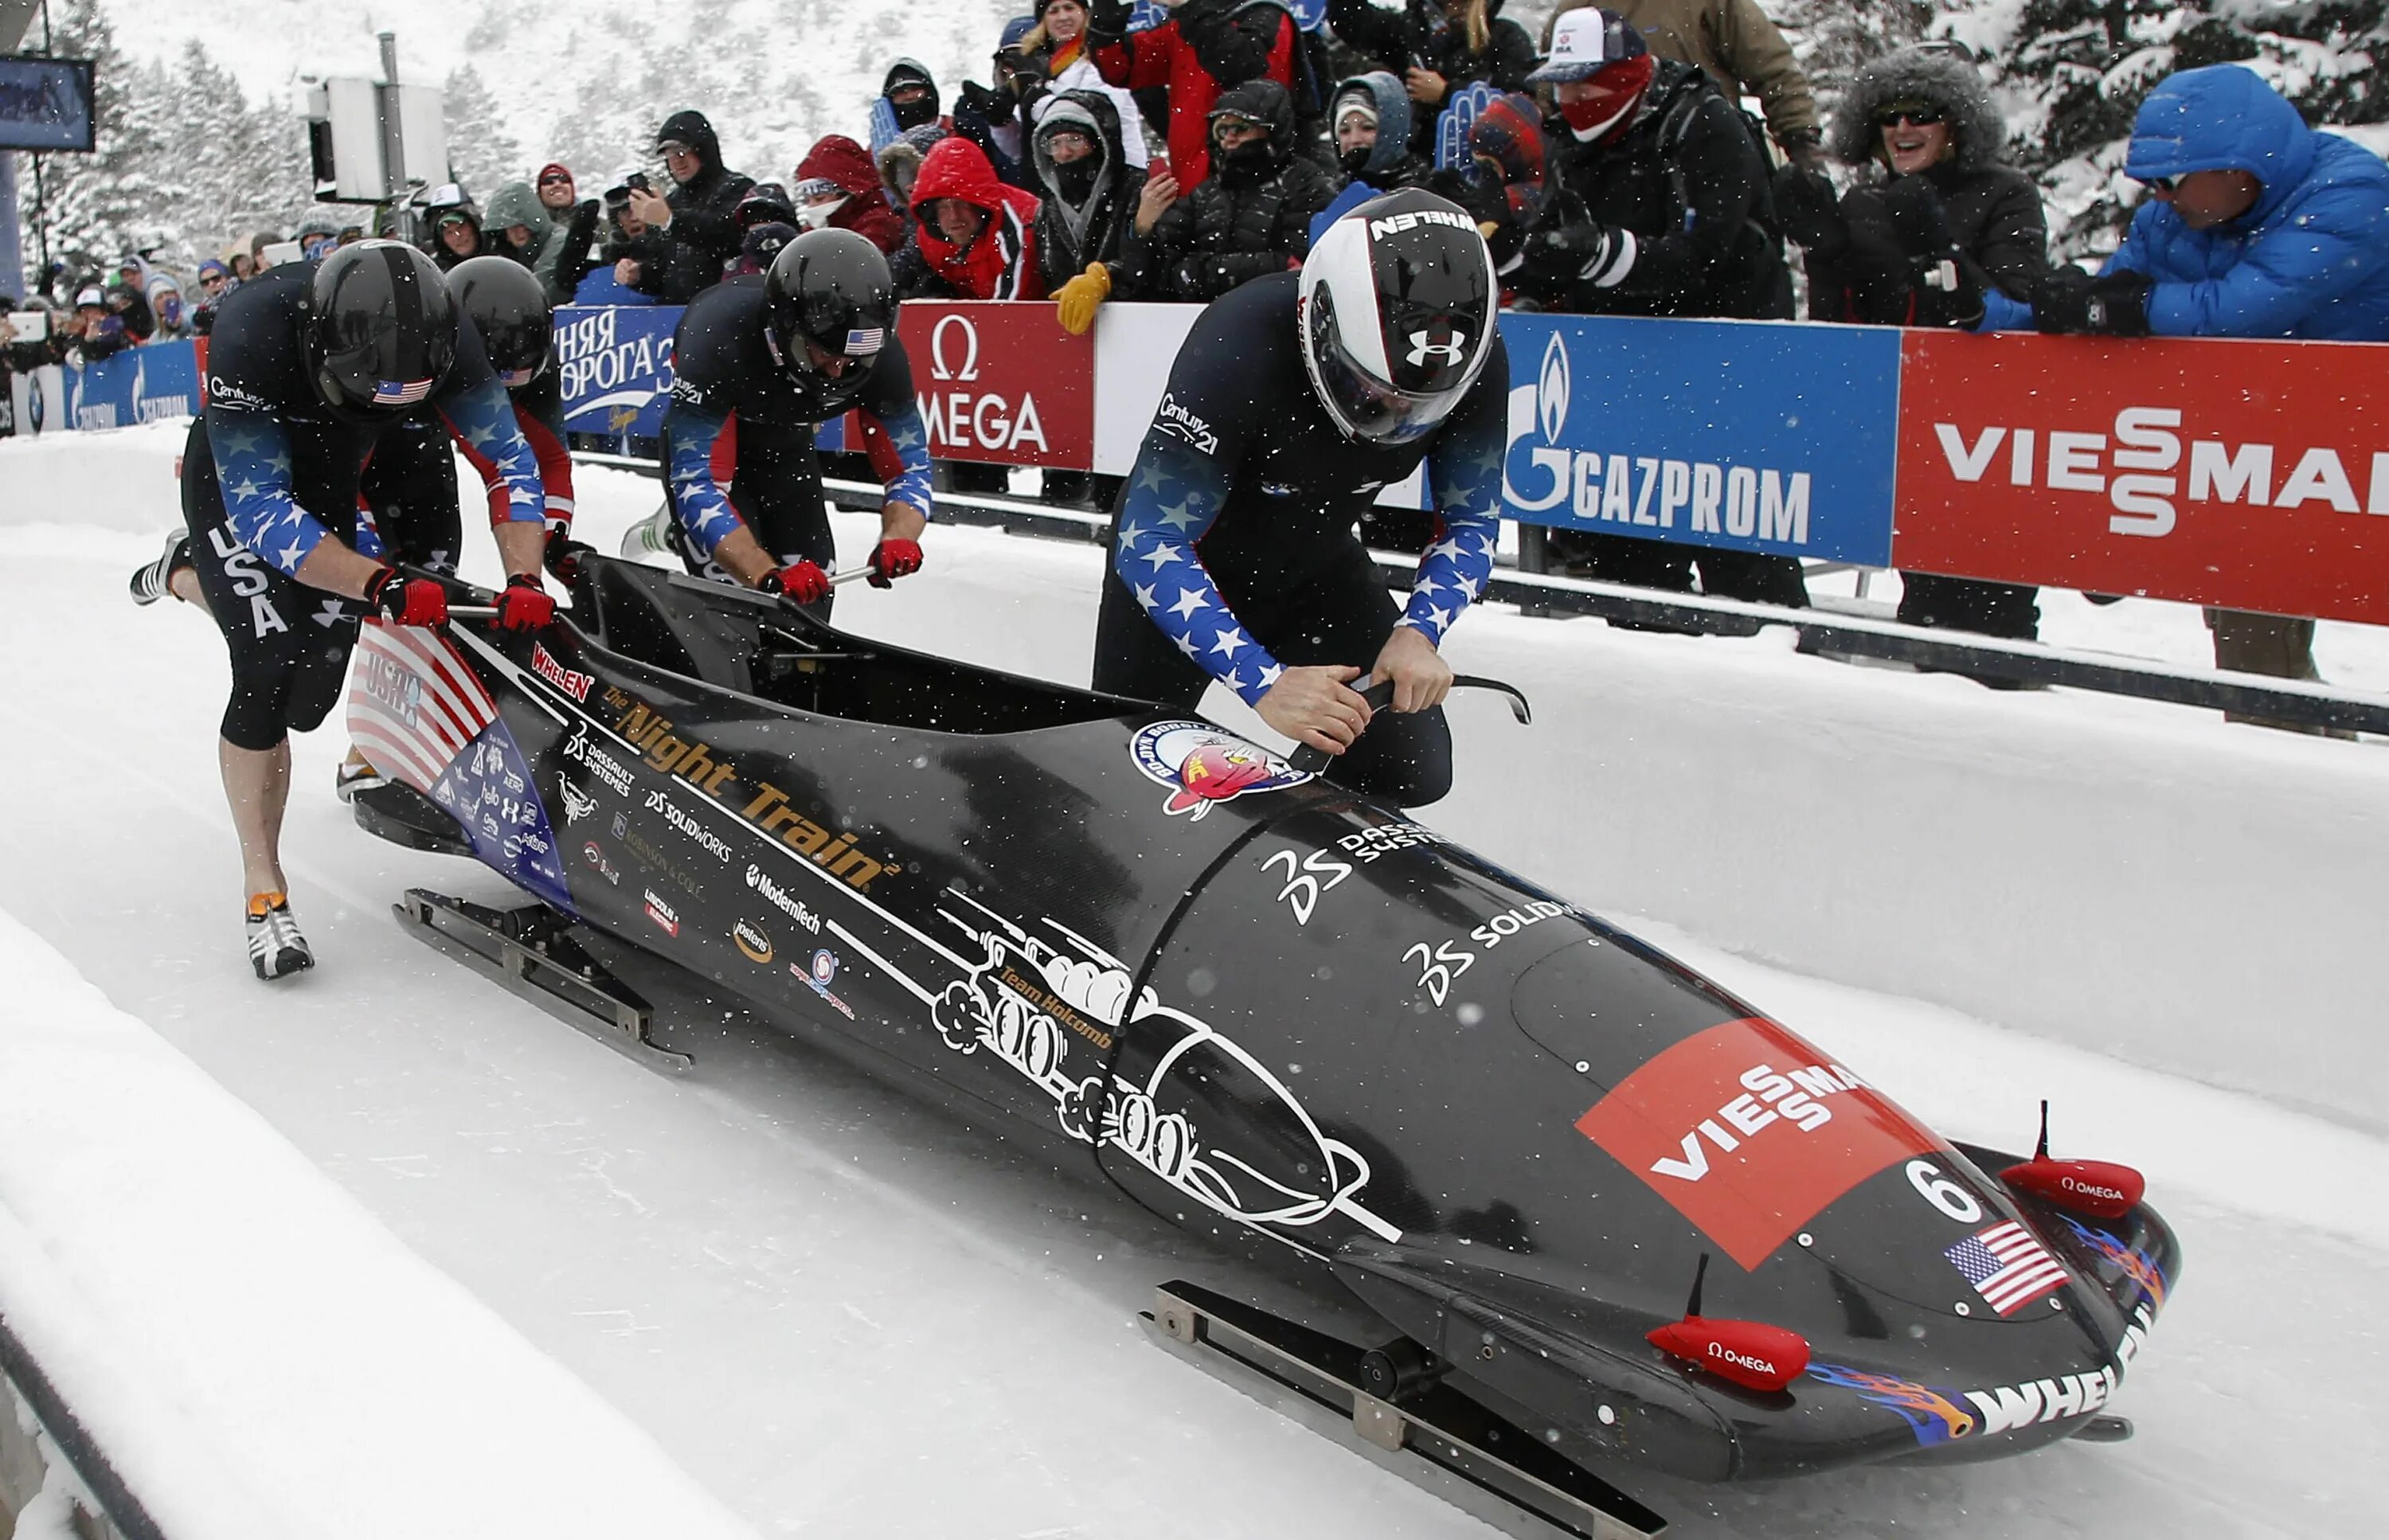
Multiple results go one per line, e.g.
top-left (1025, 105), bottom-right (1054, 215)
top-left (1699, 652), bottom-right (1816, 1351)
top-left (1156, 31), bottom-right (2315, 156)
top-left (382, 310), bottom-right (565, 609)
top-left (1133, 78), bottom-right (1336, 302)
top-left (1811, 164), bottom-right (2047, 325)
top-left (1325, 0), bottom-right (1538, 146)
top-left (653, 110), bottom-right (757, 304)
top-left (1516, 61), bottom-right (1789, 319)
top-left (1032, 91), bottom-right (1151, 294)
top-left (1797, 46), bottom-right (2050, 325)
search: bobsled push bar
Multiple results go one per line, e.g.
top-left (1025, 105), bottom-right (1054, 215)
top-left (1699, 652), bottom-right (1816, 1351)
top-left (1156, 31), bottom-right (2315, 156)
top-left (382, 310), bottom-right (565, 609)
top-left (1146, 1281), bottom-right (1665, 1539)
top-left (1287, 677), bottom-right (1533, 776)
top-left (394, 889), bottom-right (689, 1071)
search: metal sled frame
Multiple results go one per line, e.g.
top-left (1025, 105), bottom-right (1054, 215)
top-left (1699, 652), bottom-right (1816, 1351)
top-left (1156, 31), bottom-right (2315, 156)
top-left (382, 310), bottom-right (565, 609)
top-left (394, 889), bottom-right (688, 1071)
top-left (1147, 1280), bottom-right (1666, 1539)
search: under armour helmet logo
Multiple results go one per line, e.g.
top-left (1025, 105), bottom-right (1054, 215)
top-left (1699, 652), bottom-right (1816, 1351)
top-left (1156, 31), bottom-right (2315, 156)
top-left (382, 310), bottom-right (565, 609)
top-left (1406, 329), bottom-right (1468, 368)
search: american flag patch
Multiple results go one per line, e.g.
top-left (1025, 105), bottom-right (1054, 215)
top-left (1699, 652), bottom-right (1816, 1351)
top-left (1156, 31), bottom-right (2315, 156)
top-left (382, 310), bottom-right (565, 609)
top-left (1945, 1221), bottom-right (2070, 1316)
top-left (372, 377), bottom-right (435, 406)
top-left (843, 326), bottom-right (885, 356)
top-left (346, 622), bottom-right (499, 792)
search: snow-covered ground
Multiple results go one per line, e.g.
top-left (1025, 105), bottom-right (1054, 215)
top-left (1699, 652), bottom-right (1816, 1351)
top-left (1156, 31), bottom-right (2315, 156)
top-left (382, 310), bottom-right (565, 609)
top-left (2, 425), bottom-right (2384, 1538)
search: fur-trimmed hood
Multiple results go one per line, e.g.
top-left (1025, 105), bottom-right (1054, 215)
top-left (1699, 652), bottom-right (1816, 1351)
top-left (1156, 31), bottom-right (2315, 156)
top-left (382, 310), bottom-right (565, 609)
top-left (1827, 47), bottom-right (2009, 174)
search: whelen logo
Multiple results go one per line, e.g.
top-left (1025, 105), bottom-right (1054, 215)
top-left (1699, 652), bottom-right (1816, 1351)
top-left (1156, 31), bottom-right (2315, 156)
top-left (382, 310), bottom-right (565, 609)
top-left (529, 642), bottom-right (592, 702)
top-left (1930, 408), bottom-right (2389, 537)
top-left (1576, 1017), bottom-right (1943, 1269)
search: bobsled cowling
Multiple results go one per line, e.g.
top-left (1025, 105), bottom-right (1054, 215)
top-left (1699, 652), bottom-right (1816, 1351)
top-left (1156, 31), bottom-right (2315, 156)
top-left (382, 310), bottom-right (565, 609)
top-left (350, 557), bottom-right (2179, 1487)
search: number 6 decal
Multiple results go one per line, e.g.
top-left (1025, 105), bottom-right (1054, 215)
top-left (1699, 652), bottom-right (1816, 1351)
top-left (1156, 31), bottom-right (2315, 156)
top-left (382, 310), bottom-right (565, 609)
top-left (1906, 1159), bottom-right (1984, 1224)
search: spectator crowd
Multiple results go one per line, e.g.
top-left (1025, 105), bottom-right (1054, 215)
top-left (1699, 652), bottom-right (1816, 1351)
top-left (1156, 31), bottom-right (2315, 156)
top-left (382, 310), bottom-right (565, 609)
top-left (6, 0), bottom-right (2387, 721)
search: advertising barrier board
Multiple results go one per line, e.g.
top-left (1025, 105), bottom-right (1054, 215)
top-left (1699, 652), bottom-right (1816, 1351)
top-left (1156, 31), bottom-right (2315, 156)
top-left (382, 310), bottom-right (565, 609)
top-left (1499, 313), bottom-right (1901, 566)
top-left (823, 300), bottom-right (1097, 470)
top-left (26, 295), bottom-right (2389, 630)
top-left (556, 304), bottom-right (681, 439)
top-left (61, 342), bottom-right (201, 432)
top-left (1893, 330), bottom-right (2389, 624)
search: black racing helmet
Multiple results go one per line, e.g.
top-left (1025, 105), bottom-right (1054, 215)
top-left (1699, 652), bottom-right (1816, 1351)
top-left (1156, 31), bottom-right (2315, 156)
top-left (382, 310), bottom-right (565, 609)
top-left (448, 253), bottom-right (553, 388)
top-left (1296, 188), bottom-right (1498, 444)
top-left (303, 240), bottom-right (458, 418)
top-left (763, 229), bottom-right (895, 409)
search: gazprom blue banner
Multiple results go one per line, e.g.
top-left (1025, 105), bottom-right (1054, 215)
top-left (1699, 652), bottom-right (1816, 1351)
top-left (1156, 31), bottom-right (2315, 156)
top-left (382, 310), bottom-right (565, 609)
top-left (64, 341), bottom-right (199, 431)
top-left (1496, 313), bottom-right (1899, 565)
top-left (556, 304), bottom-right (680, 438)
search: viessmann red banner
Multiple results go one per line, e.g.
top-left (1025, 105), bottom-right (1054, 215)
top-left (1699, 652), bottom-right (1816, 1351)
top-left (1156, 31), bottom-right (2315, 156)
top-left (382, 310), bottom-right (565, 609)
top-left (823, 300), bottom-right (1097, 470)
top-left (1892, 330), bottom-right (2389, 624)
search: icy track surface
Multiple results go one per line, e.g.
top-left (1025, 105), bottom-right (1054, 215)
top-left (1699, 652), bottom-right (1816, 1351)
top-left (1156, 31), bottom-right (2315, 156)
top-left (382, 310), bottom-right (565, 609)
top-left (2, 443), bottom-right (2383, 1539)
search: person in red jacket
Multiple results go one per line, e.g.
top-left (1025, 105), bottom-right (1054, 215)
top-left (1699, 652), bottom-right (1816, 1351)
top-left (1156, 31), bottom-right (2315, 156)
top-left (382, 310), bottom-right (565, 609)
top-left (1087, 0), bottom-right (1298, 187)
top-left (794, 135), bottom-right (909, 254)
top-left (895, 136), bottom-right (1046, 300)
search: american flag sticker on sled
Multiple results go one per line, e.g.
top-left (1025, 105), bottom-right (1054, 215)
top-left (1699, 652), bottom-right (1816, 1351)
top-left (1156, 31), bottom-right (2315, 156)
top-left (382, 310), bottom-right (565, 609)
top-left (1945, 1221), bottom-right (2070, 1316)
top-left (372, 377), bottom-right (435, 406)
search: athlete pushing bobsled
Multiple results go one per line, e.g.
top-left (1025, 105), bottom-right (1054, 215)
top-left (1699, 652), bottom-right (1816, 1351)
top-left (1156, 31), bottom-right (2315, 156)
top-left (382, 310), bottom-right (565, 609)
top-left (134, 242), bottom-right (555, 980)
top-left (638, 229), bottom-right (934, 610)
top-left (1092, 187), bottom-right (1508, 807)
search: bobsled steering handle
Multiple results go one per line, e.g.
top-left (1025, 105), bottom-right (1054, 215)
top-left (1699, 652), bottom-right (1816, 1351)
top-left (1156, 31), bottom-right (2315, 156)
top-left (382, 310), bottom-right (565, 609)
top-left (1285, 674), bottom-right (1532, 776)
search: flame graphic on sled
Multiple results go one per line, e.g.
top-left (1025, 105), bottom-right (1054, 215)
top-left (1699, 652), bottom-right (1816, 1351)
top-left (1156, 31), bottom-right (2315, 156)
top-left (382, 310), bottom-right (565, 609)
top-left (1806, 1363), bottom-right (1978, 1446)
top-left (2058, 1215), bottom-right (2170, 1315)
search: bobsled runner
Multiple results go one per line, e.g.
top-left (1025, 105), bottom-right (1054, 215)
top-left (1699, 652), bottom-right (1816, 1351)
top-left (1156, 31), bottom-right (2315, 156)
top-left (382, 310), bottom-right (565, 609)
top-left (349, 557), bottom-right (2180, 1538)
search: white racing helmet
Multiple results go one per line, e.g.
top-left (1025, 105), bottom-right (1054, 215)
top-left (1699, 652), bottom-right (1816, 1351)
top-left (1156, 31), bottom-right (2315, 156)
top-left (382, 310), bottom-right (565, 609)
top-left (1296, 188), bottom-right (1499, 444)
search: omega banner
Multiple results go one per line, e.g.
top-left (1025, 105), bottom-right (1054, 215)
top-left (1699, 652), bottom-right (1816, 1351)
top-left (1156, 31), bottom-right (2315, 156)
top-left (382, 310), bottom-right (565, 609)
top-left (1894, 330), bottom-right (2389, 624)
top-left (820, 300), bottom-right (1097, 469)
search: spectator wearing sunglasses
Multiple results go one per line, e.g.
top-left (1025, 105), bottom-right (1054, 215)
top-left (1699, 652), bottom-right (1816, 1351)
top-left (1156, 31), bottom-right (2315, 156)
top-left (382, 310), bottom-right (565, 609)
top-left (534, 163), bottom-right (578, 231)
top-left (1976, 63), bottom-right (2389, 712)
top-left (1779, 45), bottom-right (2051, 646)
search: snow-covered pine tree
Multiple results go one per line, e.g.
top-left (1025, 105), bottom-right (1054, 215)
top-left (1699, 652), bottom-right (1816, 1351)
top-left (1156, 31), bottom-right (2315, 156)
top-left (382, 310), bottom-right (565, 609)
top-left (443, 63), bottom-right (522, 201)
top-left (1945, 0), bottom-right (2388, 259)
top-left (1777, 0), bottom-right (1937, 127)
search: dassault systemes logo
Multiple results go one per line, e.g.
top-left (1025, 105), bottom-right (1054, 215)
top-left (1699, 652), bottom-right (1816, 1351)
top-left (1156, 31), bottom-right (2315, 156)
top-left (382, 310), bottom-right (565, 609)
top-left (1503, 332), bottom-right (1574, 512)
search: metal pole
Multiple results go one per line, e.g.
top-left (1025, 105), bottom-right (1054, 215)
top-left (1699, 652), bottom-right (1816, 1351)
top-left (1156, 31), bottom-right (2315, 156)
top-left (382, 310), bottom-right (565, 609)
top-left (377, 32), bottom-right (410, 244)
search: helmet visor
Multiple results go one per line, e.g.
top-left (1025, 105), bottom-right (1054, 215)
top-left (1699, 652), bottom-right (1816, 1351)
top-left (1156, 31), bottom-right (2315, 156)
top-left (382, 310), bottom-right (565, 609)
top-left (1308, 289), bottom-right (1466, 444)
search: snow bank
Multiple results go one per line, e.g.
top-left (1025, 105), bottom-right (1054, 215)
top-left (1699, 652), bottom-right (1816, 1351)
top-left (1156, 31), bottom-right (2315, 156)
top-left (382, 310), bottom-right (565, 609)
top-left (0, 909), bottom-right (761, 1540)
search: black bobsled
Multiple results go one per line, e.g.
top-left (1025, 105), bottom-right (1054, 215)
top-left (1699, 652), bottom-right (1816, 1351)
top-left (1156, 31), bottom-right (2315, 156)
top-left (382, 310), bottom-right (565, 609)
top-left (350, 557), bottom-right (2180, 1534)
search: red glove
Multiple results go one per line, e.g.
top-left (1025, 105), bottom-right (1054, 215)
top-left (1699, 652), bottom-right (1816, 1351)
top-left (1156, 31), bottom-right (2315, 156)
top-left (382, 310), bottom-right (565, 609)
top-left (366, 568), bottom-right (448, 627)
top-left (868, 537), bottom-right (924, 589)
top-left (762, 561), bottom-right (831, 605)
top-left (496, 573), bottom-right (556, 631)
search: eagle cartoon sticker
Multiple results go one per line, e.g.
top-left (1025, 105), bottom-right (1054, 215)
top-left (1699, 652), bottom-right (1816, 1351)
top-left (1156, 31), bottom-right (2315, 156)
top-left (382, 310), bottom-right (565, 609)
top-left (1128, 720), bottom-right (1313, 820)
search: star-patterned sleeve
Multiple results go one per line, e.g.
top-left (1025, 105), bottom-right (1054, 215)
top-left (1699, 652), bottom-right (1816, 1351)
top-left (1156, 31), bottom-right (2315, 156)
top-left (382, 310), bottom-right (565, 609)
top-left (1114, 425), bottom-right (1284, 707)
top-left (207, 411), bottom-right (343, 577)
top-left (659, 398), bottom-right (743, 557)
top-left (858, 401), bottom-right (935, 520)
top-left (1405, 341), bottom-right (1507, 646)
top-left (434, 377), bottom-right (546, 528)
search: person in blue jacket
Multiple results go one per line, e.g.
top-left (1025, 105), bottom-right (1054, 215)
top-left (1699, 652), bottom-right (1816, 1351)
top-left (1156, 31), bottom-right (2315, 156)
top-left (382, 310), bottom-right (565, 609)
top-left (1980, 64), bottom-right (2389, 342)
top-left (1978, 63), bottom-right (2389, 717)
